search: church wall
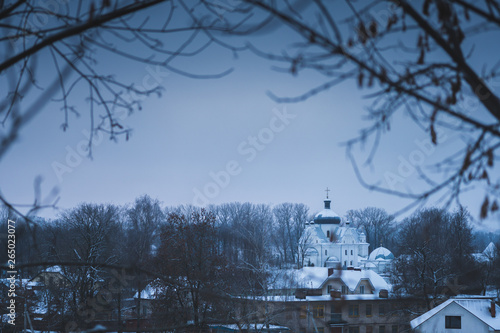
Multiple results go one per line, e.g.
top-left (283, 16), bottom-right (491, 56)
top-left (358, 243), bottom-right (369, 257)
top-left (340, 244), bottom-right (358, 267)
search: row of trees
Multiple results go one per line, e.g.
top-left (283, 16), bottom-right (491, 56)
top-left (1, 196), bottom-right (499, 329)
top-left (391, 207), bottom-right (500, 309)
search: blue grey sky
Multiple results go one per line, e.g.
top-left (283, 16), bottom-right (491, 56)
top-left (0, 1), bottom-right (498, 230)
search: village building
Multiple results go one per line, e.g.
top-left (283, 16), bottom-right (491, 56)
top-left (245, 267), bottom-right (423, 333)
top-left (411, 296), bottom-right (500, 333)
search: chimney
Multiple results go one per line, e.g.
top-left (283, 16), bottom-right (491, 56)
top-left (328, 268), bottom-right (334, 276)
top-left (330, 290), bottom-right (341, 298)
top-left (347, 266), bottom-right (354, 270)
top-left (379, 289), bottom-right (388, 298)
top-left (295, 289), bottom-right (306, 299)
top-left (491, 300), bottom-right (496, 318)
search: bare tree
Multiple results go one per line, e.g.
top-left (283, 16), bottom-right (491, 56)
top-left (59, 203), bottom-right (121, 324)
top-left (126, 195), bottom-right (164, 265)
top-left (153, 208), bottom-right (232, 328)
top-left (347, 207), bottom-right (394, 252)
top-left (297, 226), bottom-right (313, 269)
top-left (391, 207), bottom-right (474, 309)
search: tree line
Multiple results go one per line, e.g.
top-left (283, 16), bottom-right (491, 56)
top-left (1, 196), bottom-right (499, 329)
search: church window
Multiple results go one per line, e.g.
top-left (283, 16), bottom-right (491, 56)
top-left (351, 250), bottom-right (353, 255)
top-left (345, 250), bottom-right (347, 255)
top-left (344, 261), bottom-right (347, 267)
top-left (350, 260), bottom-right (353, 266)
top-left (327, 230), bottom-right (330, 237)
top-left (325, 250), bottom-right (327, 255)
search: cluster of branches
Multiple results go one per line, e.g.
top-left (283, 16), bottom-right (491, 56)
top-left (3, 0), bottom-right (500, 221)
top-left (0, 0), bottom-right (251, 216)
top-left (223, 0), bottom-right (500, 217)
top-left (347, 207), bottom-right (396, 252)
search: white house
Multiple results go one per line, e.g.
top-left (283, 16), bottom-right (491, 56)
top-left (411, 296), bottom-right (500, 333)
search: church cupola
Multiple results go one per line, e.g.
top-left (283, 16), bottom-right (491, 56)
top-left (313, 188), bottom-right (341, 225)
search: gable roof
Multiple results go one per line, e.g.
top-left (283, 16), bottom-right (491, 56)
top-left (411, 297), bottom-right (500, 330)
top-left (326, 269), bottom-right (390, 293)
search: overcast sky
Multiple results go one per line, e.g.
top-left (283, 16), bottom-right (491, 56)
top-left (1, 2), bottom-right (498, 230)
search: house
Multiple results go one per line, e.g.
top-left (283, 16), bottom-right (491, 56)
top-left (29, 265), bottom-right (71, 289)
top-left (243, 267), bottom-right (423, 333)
top-left (410, 296), bottom-right (500, 333)
top-left (473, 242), bottom-right (498, 263)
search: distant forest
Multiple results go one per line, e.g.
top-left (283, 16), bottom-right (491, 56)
top-left (1, 195), bottom-right (498, 272)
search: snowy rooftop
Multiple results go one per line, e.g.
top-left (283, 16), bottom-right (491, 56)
top-left (483, 242), bottom-right (497, 257)
top-left (134, 282), bottom-right (162, 299)
top-left (369, 247), bottom-right (394, 261)
top-left (43, 265), bottom-right (63, 273)
top-left (314, 209), bottom-right (340, 219)
top-left (247, 294), bottom-right (393, 302)
top-left (269, 267), bottom-right (390, 293)
top-left (411, 297), bottom-right (500, 330)
top-left (328, 269), bottom-right (391, 293)
top-left (210, 324), bottom-right (290, 331)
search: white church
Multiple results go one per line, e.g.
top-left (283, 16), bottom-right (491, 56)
top-left (300, 192), bottom-right (394, 274)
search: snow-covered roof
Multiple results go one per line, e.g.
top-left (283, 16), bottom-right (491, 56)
top-left (304, 223), bottom-right (366, 245)
top-left (296, 267), bottom-right (330, 289)
top-left (247, 293), bottom-right (393, 302)
top-left (210, 324), bottom-right (290, 331)
top-left (369, 247), bottom-right (394, 261)
top-left (315, 209), bottom-right (340, 219)
top-left (472, 253), bottom-right (489, 263)
top-left (411, 297), bottom-right (500, 330)
top-left (483, 242), bottom-right (497, 257)
top-left (134, 282), bottom-right (161, 299)
top-left (44, 265), bottom-right (63, 273)
top-left (270, 267), bottom-right (391, 293)
top-left (326, 269), bottom-right (391, 293)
